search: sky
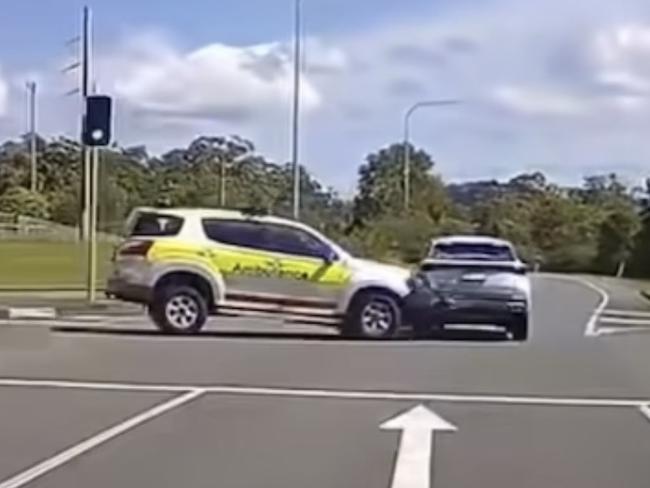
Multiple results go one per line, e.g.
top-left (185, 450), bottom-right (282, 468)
top-left (1, 0), bottom-right (650, 195)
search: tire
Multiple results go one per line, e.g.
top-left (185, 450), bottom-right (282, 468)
top-left (343, 291), bottom-right (401, 340)
top-left (508, 315), bottom-right (529, 342)
top-left (149, 285), bottom-right (208, 334)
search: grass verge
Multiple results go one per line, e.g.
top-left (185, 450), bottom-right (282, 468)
top-left (0, 241), bottom-right (114, 288)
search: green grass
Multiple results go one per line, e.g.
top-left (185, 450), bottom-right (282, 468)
top-left (0, 241), bottom-right (114, 288)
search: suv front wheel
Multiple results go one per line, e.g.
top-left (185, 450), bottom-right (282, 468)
top-left (343, 291), bottom-right (401, 339)
top-left (150, 285), bottom-right (208, 334)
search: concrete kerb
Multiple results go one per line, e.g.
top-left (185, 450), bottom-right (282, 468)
top-left (0, 307), bottom-right (57, 320)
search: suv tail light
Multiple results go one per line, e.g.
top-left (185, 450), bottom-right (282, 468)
top-left (118, 240), bottom-right (153, 257)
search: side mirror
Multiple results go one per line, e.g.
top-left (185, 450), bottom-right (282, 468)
top-left (515, 262), bottom-right (528, 274)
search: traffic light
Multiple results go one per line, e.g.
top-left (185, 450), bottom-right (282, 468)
top-left (83, 95), bottom-right (112, 146)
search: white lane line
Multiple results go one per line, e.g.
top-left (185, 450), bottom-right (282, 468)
top-left (545, 275), bottom-right (609, 337)
top-left (602, 309), bottom-right (650, 318)
top-left (0, 389), bottom-right (204, 488)
top-left (0, 378), bottom-right (192, 393)
top-left (203, 386), bottom-right (648, 407)
top-left (640, 404), bottom-right (650, 422)
top-left (599, 317), bottom-right (650, 326)
top-left (593, 326), bottom-right (650, 337)
top-left (0, 378), bottom-right (647, 408)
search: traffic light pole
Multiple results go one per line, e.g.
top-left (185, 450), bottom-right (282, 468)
top-left (81, 6), bottom-right (92, 243)
top-left (87, 146), bottom-right (99, 303)
top-left (81, 6), bottom-right (97, 302)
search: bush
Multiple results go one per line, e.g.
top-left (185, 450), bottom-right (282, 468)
top-left (0, 187), bottom-right (50, 219)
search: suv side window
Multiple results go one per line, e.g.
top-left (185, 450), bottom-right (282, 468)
top-left (202, 219), bottom-right (265, 249)
top-left (261, 224), bottom-right (331, 259)
top-left (130, 213), bottom-right (184, 237)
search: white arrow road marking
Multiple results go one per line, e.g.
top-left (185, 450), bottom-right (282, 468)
top-left (381, 404), bottom-right (457, 488)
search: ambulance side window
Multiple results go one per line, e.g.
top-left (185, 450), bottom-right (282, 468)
top-left (202, 219), bottom-right (265, 250)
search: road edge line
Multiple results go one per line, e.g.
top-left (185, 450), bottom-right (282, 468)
top-left (640, 404), bottom-right (650, 423)
top-left (0, 388), bottom-right (204, 488)
top-left (544, 275), bottom-right (609, 337)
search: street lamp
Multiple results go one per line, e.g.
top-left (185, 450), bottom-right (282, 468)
top-left (290, 0), bottom-right (302, 220)
top-left (403, 99), bottom-right (461, 211)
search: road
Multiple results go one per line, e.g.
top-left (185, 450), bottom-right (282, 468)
top-left (0, 274), bottom-right (649, 487)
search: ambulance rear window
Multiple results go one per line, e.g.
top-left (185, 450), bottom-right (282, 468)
top-left (130, 213), bottom-right (184, 237)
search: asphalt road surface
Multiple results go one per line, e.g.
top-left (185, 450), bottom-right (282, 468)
top-left (1, 274), bottom-right (649, 488)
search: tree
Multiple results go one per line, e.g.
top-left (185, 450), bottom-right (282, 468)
top-left (628, 210), bottom-right (650, 278)
top-left (349, 142), bottom-right (454, 262)
top-left (0, 187), bottom-right (50, 219)
top-left (352, 143), bottom-right (446, 224)
top-left (594, 203), bottom-right (641, 276)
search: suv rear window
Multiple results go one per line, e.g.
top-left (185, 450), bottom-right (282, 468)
top-left (130, 213), bottom-right (184, 237)
top-left (431, 243), bottom-right (514, 261)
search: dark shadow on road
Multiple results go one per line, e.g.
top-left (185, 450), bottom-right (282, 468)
top-left (50, 326), bottom-right (512, 343)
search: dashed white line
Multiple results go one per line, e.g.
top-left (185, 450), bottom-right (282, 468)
top-left (0, 378), bottom-right (647, 408)
top-left (0, 389), bottom-right (204, 488)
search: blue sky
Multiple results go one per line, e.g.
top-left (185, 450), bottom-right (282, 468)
top-left (1, 0), bottom-right (650, 194)
top-left (0, 0), bottom-right (465, 65)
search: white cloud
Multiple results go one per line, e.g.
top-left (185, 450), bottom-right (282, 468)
top-left (592, 23), bottom-right (650, 94)
top-left (492, 86), bottom-right (588, 116)
top-left (102, 35), bottom-right (323, 122)
top-left (303, 38), bottom-right (348, 74)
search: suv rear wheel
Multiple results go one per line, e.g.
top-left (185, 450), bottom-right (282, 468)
top-left (150, 285), bottom-right (208, 334)
top-left (343, 291), bottom-right (401, 339)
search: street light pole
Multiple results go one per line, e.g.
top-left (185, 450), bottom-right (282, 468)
top-left (26, 81), bottom-right (37, 192)
top-left (403, 100), bottom-right (460, 211)
top-left (290, 0), bottom-right (302, 220)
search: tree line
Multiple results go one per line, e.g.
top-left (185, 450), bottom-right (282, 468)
top-left (0, 134), bottom-right (648, 277)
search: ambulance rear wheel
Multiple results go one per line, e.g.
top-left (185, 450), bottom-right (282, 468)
top-left (150, 285), bottom-right (208, 334)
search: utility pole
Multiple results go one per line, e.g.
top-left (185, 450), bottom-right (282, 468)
top-left (26, 81), bottom-right (37, 192)
top-left (219, 157), bottom-right (226, 207)
top-left (290, 0), bottom-right (302, 220)
top-left (81, 6), bottom-right (92, 242)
